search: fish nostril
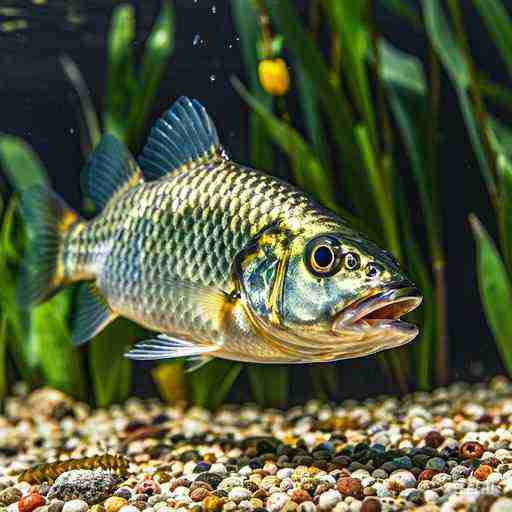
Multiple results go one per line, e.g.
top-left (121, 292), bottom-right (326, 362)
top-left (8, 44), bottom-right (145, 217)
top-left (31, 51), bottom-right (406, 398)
top-left (366, 262), bottom-right (384, 278)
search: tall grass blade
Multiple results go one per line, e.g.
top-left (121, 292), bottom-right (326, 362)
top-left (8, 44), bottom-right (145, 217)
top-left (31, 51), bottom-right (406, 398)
top-left (380, 0), bottom-right (422, 29)
top-left (470, 215), bottom-right (512, 375)
top-left (104, 4), bottom-right (137, 143)
top-left (126, 1), bottom-right (175, 150)
top-left (231, 0), bottom-right (274, 170)
top-left (152, 362), bottom-right (187, 404)
top-left (472, 0), bottom-right (512, 77)
top-left (60, 54), bottom-right (101, 155)
top-left (247, 366), bottom-right (288, 408)
top-left (189, 360), bottom-right (242, 410)
top-left (89, 320), bottom-right (142, 407)
top-left (0, 316), bottom-right (6, 400)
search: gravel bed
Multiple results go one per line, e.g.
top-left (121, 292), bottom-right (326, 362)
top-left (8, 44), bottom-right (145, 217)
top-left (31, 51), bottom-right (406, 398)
top-left (1, 378), bottom-right (512, 512)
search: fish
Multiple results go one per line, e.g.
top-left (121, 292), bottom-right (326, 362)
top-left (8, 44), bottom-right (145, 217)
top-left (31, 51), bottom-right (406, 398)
top-left (19, 96), bottom-right (422, 367)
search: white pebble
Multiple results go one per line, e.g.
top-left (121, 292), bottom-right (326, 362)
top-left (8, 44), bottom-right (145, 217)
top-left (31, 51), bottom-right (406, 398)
top-left (210, 463), bottom-right (227, 474)
top-left (118, 507), bottom-right (139, 512)
top-left (266, 492), bottom-right (291, 512)
top-left (276, 468), bottom-right (294, 480)
top-left (424, 490), bottom-right (440, 502)
top-left (62, 500), bottom-right (89, 512)
top-left (228, 487), bottom-right (251, 503)
top-left (491, 498), bottom-right (512, 512)
top-left (318, 489), bottom-right (341, 510)
top-left (298, 502), bottom-right (316, 512)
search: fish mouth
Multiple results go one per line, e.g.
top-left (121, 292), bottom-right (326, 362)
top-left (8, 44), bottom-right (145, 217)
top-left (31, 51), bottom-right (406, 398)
top-left (332, 282), bottom-right (423, 340)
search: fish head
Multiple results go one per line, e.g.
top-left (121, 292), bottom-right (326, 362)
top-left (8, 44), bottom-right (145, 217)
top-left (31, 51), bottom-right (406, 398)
top-left (233, 218), bottom-right (423, 361)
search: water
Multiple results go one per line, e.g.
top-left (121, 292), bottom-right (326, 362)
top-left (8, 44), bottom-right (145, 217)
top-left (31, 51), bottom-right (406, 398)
top-left (0, 1), bottom-right (509, 406)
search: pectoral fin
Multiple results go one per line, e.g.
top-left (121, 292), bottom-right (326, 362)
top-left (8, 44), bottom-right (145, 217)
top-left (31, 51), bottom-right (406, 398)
top-left (125, 335), bottom-right (219, 361)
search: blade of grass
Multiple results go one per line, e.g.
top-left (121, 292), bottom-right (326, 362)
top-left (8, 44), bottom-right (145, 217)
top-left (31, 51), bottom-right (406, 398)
top-left (380, 0), bottom-right (422, 30)
top-left (0, 315), bottom-right (6, 400)
top-left (231, 0), bottom-right (275, 170)
top-left (29, 290), bottom-right (86, 400)
top-left (104, 4), bottom-right (138, 143)
top-left (152, 361), bottom-right (187, 404)
top-left (472, 0), bottom-right (512, 77)
top-left (60, 54), bottom-right (101, 155)
top-left (470, 214), bottom-right (512, 375)
top-left (189, 360), bottom-right (242, 410)
top-left (89, 320), bottom-right (144, 406)
top-left (125, 1), bottom-right (175, 151)
top-left (262, 0), bottom-right (372, 218)
top-left (247, 365), bottom-right (288, 408)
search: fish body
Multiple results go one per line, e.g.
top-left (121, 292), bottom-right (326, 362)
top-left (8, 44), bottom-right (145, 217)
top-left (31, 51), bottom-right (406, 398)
top-left (20, 97), bottom-right (422, 365)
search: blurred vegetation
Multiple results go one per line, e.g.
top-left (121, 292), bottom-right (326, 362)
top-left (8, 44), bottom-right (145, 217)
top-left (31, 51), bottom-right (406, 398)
top-left (0, 0), bottom-right (511, 408)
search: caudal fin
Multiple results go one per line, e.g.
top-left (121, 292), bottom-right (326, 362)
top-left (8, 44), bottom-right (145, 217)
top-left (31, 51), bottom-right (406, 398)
top-left (19, 185), bottom-right (80, 306)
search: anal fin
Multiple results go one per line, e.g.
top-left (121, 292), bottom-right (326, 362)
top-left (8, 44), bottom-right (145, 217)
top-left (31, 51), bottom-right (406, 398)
top-left (125, 334), bottom-right (219, 361)
top-left (72, 283), bottom-right (118, 346)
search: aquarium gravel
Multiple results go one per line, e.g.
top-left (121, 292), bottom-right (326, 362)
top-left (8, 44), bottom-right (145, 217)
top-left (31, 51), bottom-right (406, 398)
top-left (2, 380), bottom-right (512, 512)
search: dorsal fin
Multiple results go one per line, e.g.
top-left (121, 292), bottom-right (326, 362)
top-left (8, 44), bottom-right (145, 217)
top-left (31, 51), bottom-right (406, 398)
top-left (138, 96), bottom-right (228, 180)
top-left (82, 135), bottom-right (143, 210)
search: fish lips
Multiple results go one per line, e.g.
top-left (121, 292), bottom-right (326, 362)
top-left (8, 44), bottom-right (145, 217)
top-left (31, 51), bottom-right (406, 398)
top-left (332, 283), bottom-right (423, 336)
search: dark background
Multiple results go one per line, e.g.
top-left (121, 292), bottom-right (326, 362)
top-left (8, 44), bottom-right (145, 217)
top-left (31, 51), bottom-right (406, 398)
top-left (0, 0), bottom-right (509, 399)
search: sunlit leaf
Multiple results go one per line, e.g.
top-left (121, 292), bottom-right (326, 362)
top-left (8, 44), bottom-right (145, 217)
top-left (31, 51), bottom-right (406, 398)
top-left (470, 215), bottom-right (512, 375)
top-left (152, 361), bottom-right (187, 404)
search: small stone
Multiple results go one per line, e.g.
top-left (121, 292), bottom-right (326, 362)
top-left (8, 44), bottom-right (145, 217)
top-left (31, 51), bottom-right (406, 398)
top-left (424, 431), bottom-right (444, 449)
top-left (19, 494), bottom-right (46, 512)
top-left (291, 490), bottom-right (310, 504)
top-left (425, 458), bottom-right (446, 472)
top-left (460, 441), bottom-right (484, 459)
top-left (336, 479), bottom-right (363, 500)
top-left (103, 498), bottom-right (127, 512)
top-left (360, 498), bottom-right (381, 512)
top-left (491, 497), bottom-right (512, 512)
top-left (203, 496), bottom-right (223, 512)
top-left (474, 464), bottom-right (493, 481)
top-left (117, 507), bottom-right (139, 512)
top-left (217, 478), bottom-right (244, 493)
top-left (48, 471), bottom-right (120, 505)
top-left (227, 488), bottom-right (250, 504)
top-left (114, 489), bottom-right (132, 501)
top-left (266, 492), bottom-right (290, 512)
top-left (318, 490), bottom-right (341, 510)
top-left (389, 470), bottom-right (416, 489)
top-left (134, 480), bottom-right (160, 497)
top-left (47, 501), bottom-right (64, 512)
top-left (191, 488), bottom-right (210, 502)
top-left (0, 489), bottom-right (21, 507)
top-left (62, 500), bottom-right (89, 512)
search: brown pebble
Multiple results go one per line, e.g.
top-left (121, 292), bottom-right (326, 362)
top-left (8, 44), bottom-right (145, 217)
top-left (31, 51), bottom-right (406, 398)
top-left (153, 471), bottom-right (171, 483)
top-left (190, 482), bottom-right (213, 492)
top-left (337, 477), bottom-right (363, 500)
top-left (425, 431), bottom-right (444, 449)
top-left (314, 484), bottom-right (332, 495)
top-left (418, 469), bottom-right (438, 481)
top-left (474, 464), bottom-right (492, 481)
top-left (252, 489), bottom-right (268, 500)
top-left (203, 495), bottom-right (224, 512)
top-left (291, 490), bottom-right (310, 504)
top-left (129, 502), bottom-right (145, 511)
top-left (361, 498), bottom-right (382, 512)
top-left (191, 487), bottom-right (210, 502)
top-left (104, 497), bottom-right (128, 512)
top-left (243, 481), bottom-right (259, 493)
top-left (387, 480), bottom-right (404, 492)
top-left (460, 441), bottom-right (484, 459)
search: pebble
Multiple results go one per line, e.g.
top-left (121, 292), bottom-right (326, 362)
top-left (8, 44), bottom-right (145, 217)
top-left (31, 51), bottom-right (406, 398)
top-left (389, 470), bottom-right (417, 489)
top-left (0, 489), bottom-right (21, 507)
top-left (48, 471), bottom-right (121, 504)
top-left (61, 500), bottom-right (89, 512)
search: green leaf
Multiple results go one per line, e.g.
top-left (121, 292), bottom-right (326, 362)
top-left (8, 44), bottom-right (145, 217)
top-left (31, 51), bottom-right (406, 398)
top-left (233, 78), bottom-right (340, 214)
top-left (125, 1), bottom-right (175, 150)
top-left (423, 0), bottom-right (495, 193)
top-left (247, 365), bottom-right (289, 408)
top-left (104, 4), bottom-right (138, 142)
top-left (0, 315), bottom-right (7, 400)
top-left (231, 0), bottom-right (275, 170)
top-left (29, 290), bottom-right (86, 399)
top-left (470, 214), bottom-right (512, 375)
top-left (60, 55), bottom-right (101, 155)
top-left (262, 0), bottom-right (369, 214)
top-left (472, 0), bottom-right (512, 77)
top-left (89, 319), bottom-right (141, 407)
top-left (189, 359), bottom-right (242, 410)
top-left (0, 135), bottom-right (49, 191)
top-left (487, 117), bottom-right (512, 272)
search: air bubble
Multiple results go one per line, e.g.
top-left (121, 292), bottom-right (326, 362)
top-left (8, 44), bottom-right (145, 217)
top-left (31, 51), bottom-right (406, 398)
top-left (209, 74), bottom-right (216, 83)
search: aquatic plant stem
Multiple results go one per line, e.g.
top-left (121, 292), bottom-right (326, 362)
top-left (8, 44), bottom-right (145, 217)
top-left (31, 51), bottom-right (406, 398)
top-left (447, 0), bottom-right (498, 207)
top-left (426, 46), bottom-right (449, 385)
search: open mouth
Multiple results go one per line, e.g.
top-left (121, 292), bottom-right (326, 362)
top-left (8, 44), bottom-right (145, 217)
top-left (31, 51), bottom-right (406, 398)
top-left (332, 283), bottom-right (423, 335)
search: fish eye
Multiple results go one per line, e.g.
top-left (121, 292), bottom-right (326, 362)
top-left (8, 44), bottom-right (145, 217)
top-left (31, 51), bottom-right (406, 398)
top-left (344, 252), bottom-right (360, 271)
top-left (305, 236), bottom-right (343, 277)
top-left (366, 262), bottom-right (384, 278)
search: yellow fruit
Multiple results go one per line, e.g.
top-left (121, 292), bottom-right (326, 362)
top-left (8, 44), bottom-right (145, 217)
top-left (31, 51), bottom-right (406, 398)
top-left (258, 58), bottom-right (290, 96)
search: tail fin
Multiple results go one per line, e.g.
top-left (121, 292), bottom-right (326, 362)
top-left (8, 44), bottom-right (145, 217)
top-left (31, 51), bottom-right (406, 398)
top-left (19, 185), bottom-right (80, 306)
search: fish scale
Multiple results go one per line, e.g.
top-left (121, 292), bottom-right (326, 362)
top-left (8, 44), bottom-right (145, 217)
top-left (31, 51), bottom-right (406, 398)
top-left (20, 96), bottom-right (422, 364)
